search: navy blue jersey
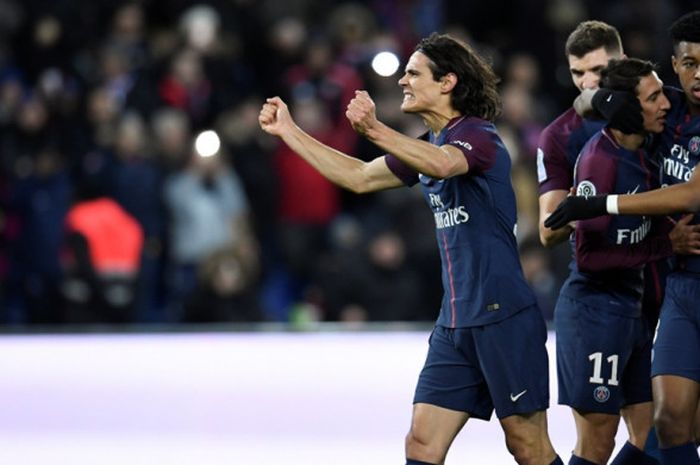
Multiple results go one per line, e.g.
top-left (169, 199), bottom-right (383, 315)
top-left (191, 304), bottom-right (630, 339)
top-left (561, 129), bottom-right (673, 316)
top-left (386, 116), bottom-right (536, 328)
top-left (537, 107), bottom-right (667, 322)
top-left (537, 108), bottom-right (605, 195)
top-left (656, 86), bottom-right (700, 273)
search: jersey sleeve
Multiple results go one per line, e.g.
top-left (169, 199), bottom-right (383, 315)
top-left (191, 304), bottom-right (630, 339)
top-left (384, 153), bottom-right (419, 186)
top-left (537, 124), bottom-right (573, 194)
top-left (445, 123), bottom-right (496, 175)
top-left (574, 146), bottom-right (672, 272)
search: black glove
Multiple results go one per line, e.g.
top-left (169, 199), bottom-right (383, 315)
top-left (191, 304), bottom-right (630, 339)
top-left (592, 88), bottom-right (643, 134)
top-left (544, 195), bottom-right (608, 230)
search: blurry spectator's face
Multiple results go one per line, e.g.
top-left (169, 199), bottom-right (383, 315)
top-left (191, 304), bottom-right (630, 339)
top-left (1, 78), bottom-right (23, 113)
top-left (18, 98), bottom-right (47, 132)
top-left (307, 43), bottom-right (331, 73)
top-left (671, 41), bottom-right (700, 108)
top-left (88, 88), bottom-right (118, 124)
top-left (398, 52), bottom-right (443, 113)
top-left (173, 51), bottom-right (203, 86)
top-left (113, 4), bottom-right (144, 38)
top-left (637, 72), bottom-right (670, 134)
top-left (294, 98), bottom-right (329, 133)
top-left (116, 116), bottom-right (147, 158)
top-left (157, 122), bottom-right (189, 157)
top-left (369, 232), bottom-right (404, 269)
top-left (568, 47), bottom-right (619, 91)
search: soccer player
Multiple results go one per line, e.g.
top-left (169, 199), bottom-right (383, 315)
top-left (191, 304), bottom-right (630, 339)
top-left (260, 33), bottom-right (563, 465)
top-left (537, 22), bottom-right (668, 464)
top-left (556, 57), bottom-right (687, 465)
top-left (537, 20), bottom-right (625, 248)
top-left (545, 12), bottom-right (700, 465)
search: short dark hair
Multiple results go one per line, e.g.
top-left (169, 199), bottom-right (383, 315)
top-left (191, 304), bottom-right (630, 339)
top-left (670, 11), bottom-right (700, 52)
top-left (415, 33), bottom-right (501, 121)
top-left (565, 21), bottom-right (622, 58)
top-left (600, 58), bottom-right (655, 95)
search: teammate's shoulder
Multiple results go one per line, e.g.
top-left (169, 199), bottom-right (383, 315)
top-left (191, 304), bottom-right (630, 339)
top-left (663, 85), bottom-right (684, 100)
top-left (540, 108), bottom-right (581, 139)
top-left (579, 129), bottom-right (616, 159)
top-left (448, 116), bottom-right (498, 143)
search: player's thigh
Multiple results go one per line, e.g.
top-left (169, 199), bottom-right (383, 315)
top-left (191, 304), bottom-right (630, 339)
top-left (414, 325), bottom-right (494, 420)
top-left (620, 317), bottom-right (653, 406)
top-left (472, 305), bottom-right (550, 419)
top-left (555, 296), bottom-right (643, 413)
top-left (652, 272), bottom-right (700, 382)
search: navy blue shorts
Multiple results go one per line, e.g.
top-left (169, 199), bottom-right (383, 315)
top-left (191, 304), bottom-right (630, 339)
top-left (413, 305), bottom-right (550, 420)
top-left (652, 271), bottom-right (700, 382)
top-left (555, 295), bottom-right (652, 413)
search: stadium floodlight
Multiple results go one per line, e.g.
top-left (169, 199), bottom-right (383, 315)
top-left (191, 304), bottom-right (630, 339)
top-left (194, 129), bottom-right (221, 157)
top-left (371, 51), bottom-right (400, 77)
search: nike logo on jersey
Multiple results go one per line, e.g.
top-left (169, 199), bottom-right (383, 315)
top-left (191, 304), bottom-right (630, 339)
top-left (606, 94), bottom-right (612, 102)
top-left (451, 140), bottom-right (473, 150)
top-left (510, 390), bottom-right (527, 402)
top-left (627, 185), bottom-right (640, 195)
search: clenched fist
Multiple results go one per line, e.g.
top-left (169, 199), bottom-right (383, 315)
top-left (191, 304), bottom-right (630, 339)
top-left (259, 97), bottom-right (294, 136)
top-left (345, 90), bottom-right (378, 137)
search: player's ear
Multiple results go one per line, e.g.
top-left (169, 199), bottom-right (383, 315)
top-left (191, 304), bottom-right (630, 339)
top-left (441, 72), bottom-right (457, 93)
top-left (671, 54), bottom-right (679, 74)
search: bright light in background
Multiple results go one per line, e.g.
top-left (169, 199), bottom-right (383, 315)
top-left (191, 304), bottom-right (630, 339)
top-left (194, 130), bottom-right (221, 157)
top-left (371, 51), bottom-right (400, 77)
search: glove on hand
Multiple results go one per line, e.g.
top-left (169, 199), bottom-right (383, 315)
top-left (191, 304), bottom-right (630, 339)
top-left (592, 88), bottom-right (644, 134)
top-left (544, 195), bottom-right (608, 230)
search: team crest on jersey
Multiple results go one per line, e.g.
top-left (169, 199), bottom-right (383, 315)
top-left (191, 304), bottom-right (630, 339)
top-left (593, 386), bottom-right (610, 403)
top-left (689, 136), bottom-right (700, 156)
top-left (576, 180), bottom-right (597, 197)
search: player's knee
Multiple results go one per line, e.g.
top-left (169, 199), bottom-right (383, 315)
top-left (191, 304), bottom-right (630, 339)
top-left (654, 406), bottom-right (693, 445)
top-left (505, 433), bottom-right (541, 465)
top-left (405, 429), bottom-right (444, 464)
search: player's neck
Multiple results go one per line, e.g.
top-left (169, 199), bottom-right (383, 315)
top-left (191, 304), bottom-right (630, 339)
top-left (609, 128), bottom-right (646, 151)
top-left (422, 107), bottom-right (462, 134)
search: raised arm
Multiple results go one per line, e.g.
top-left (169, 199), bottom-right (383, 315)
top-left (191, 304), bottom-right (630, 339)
top-left (259, 96), bottom-right (403, 194)
top-left (345, 91), bottom-right (469, 179)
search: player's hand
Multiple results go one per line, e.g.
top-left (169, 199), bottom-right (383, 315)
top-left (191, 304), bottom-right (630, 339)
top-left (259, 97), bottom-right (294, 136)
top-left (669, 214), bottom-right (700, 255)
top-left (544, 195), bottom-right (608, 230)
top-left (345, 90), bottom-right (378, 136)
top-left (592, 88), bottom-right (644, 134)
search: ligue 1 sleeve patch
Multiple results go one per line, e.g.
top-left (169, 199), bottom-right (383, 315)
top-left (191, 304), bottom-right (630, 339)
top-left (536, 148), bottom-right (547, 183)
top-left (576, 180), bottom-right (596, 197)
top-left (689, 136), bottom-right (700, 156)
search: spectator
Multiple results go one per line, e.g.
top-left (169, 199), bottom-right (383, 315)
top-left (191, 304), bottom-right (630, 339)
top-left (62, 187), bottom-right (144, 323)
top-left (163, 143), bottom-right (257, 320)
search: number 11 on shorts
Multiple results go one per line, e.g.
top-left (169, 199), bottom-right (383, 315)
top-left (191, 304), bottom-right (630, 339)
top-left (588, 352), bottom-right (620, 386)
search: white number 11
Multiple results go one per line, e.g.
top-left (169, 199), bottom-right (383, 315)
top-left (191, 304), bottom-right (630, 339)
top-left (588, 352), bottom-right (619, 386)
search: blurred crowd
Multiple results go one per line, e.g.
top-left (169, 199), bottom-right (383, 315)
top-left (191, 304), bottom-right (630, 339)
top-left (0, 0), bottom-right (692, 326)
